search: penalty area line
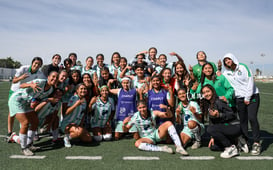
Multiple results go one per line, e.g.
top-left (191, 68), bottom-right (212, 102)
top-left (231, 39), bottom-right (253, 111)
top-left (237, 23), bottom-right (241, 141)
top-left (65, 156), bottom-right (102, 160)
top-left (123, 156), bottom-right (160, 160)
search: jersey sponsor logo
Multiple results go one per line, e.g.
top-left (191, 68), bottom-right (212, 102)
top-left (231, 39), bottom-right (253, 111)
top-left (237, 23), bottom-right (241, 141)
top-left (150, 97), bottom-right (164, 101)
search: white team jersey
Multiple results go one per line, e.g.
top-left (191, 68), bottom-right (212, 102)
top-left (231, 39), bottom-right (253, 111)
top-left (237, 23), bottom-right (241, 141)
top-left (177, 101), bottom-right (203, 126)
top-left (10, 65), bottom-right (45, 92)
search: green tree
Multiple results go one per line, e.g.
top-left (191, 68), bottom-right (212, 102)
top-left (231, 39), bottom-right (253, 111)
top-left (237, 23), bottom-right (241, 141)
top-left (0, 57), bottom-right (22, 68)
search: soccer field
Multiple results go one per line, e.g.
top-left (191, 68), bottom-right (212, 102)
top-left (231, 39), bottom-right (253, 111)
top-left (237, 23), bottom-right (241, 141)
top-left (0, 81), bottom-right (273, 170)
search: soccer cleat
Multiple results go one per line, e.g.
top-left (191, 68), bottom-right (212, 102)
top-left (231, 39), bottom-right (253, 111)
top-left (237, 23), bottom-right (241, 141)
top-left (220, 145), bottom-right (239, 158)
top-left (5, 132), bottom-right (16, 143)
top-left (28, 144), bottom-right (41, 152)
top-left (191, 141), bottom-right (201, 149)
top-left (22, 148), bottom-right (34, 156)
top-left (63, 136), bottom-right (71, 148)
top-left (161, 145), bottom-right (174, 154)
top-left (176, 146), bottom-right (189, 156)
top-left (251, 143), bottom-right (261, 155)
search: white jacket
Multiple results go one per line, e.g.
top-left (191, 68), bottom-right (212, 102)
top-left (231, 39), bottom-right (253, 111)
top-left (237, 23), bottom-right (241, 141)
top-left (222, 53), bottom-right (259, 101)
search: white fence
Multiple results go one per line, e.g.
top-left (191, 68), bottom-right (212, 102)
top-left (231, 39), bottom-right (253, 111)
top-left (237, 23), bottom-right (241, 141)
top-left (0, 67), bottom-right (16, 80)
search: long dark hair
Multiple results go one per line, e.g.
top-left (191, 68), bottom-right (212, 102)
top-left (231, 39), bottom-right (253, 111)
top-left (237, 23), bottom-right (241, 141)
top-left (200, 62), bottom-right (216, 89)
top-left (200, 84), bottom-right (218, 122)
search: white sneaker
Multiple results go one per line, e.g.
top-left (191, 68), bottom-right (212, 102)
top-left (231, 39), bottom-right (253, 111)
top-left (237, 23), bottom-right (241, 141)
top-left (63, 136), bottom-right (71, 148)
top-left (176, 146), bottom-right (189, 156)
top-left (6, 132), bottom-right (16, 143)
top-left (22, 148), bottom-right (34, 156)
top-left (220, 145), bottom-right (239, 158)
top-left (191, 141), bottom-right (201, 149)
top-left (161, 145), bottom-right (174, 154)
top-left (240, 143), bottom-right (249, 153)
top-left (251, 143), bottom-right (261, 155)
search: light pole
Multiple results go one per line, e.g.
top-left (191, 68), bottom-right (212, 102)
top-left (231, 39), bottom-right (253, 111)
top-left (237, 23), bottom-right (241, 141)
top-left (261, 53), bottom-right (265, 76)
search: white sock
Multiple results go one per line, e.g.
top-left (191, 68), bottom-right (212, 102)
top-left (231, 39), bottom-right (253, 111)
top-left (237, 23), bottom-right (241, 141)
top-left (27, 130), bottom-right (35, 145)
top-left (12, 135), bottom-right (20, 144)
top-left (19, 133), bottom-right (27, 149)
top-left (138, 143), bottom-right (162, 152)
top-left (190, 126), bottom-right (201, 142)
top-left (102, 134), bottom-right (112, 141)
top-left (65, 133), bottom-right (71, 140)
top-left (52, 129), bottom-right (59, 140)
top-left (168, 125), bottom-right (182, 146)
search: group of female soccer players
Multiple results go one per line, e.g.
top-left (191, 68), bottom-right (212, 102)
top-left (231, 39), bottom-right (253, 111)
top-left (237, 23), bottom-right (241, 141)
top-left (6, 47), bottom-right (261, 158)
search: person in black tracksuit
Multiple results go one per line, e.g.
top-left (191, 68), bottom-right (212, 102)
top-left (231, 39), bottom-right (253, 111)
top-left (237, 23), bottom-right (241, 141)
top-left (201, 84), bottom-right (241, 158)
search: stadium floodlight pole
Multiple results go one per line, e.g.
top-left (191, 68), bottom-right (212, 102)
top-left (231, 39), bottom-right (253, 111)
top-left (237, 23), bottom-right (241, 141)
top-left (261, 53), bottom-right (265, 76)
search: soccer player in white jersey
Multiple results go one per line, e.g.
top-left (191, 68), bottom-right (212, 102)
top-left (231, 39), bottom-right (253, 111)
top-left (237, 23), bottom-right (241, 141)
top-left (89, 86), bottom-right (115, 142)
top-left (176, 88), bottom-right (204, 149)
top-left (60, 83), bottom-right (92, 147)
top-left (6, 57), bottom-right (44, 141)
top-left (124, 100), bottom-right (188, 155)
top-left (8, 71), bottom-right (58, 155)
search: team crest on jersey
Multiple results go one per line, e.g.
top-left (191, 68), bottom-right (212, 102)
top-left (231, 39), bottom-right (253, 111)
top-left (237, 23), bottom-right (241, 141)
top-left (237, 70), bottom-right (242, 76)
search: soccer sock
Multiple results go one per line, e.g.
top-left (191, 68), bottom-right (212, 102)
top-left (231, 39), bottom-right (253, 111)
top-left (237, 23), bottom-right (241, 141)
top-left (12, 134), bottom-right (20, 144)
top-left (27, 130), bottom-right (35, 145)
top-left (138, 143), bottom-right (162, 152)
top-left (168, 125), bottom-right (182, 146)
top-left (52, 129), bottom-right (59, 140)
top-left (190, 126), bottom-right (201, 142)
top-left (19, 133), bottom-right (27, 149)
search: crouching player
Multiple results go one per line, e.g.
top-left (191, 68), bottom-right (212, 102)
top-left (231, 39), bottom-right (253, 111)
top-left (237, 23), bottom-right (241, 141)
top-left (60, 83), bottom-right (92, 148)
top-left (176, 88), bottom-right (204, 149)
top-left (89, 86), bottom-right (115, 142)
top-left (124, 100), bottom-right (188, 155)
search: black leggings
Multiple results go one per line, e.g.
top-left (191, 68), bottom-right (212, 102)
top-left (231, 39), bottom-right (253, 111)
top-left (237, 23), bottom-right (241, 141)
top-left (236, 94), bottom-right (260, 143)
top-left (207, 123), bottom-right (241, 148)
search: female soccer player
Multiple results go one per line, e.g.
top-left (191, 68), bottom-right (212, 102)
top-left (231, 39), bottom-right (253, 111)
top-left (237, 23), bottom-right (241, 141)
top-left (60, 83), bottom-right (92, 148)
top-left (89, 86), bottom-right (115, 142)
top-left (7, 57), bottom-right (44, 140)
top-left (109, 52), bottom-right (121, 79)
top-left (124, 100), bottom-right (188, 155)
top-left (8, 71), bottom-right (58, 155)
top-left (176, 88), bottom-right (204, 149)
top-left (201, 84), bottom-right (241, 158)
top-left (108, 77), bottom-right (139, 140)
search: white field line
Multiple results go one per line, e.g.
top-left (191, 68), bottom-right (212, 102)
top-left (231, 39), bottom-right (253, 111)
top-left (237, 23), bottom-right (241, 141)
top-left (236, 156), bottom-right (273, 160)
top-left (123, 156), bottom-right (160, 160)
top-left (180, 156), bottom-right (215, 160)
top-left (65, 156), bottom-right (102, 160)
top-left (10, 155), bottom-right (46, 159)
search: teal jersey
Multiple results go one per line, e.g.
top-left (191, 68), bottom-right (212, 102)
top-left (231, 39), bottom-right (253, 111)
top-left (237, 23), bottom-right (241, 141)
top-left (90, 97), bottom-right (115, 128)
top-left (192, 61), bottom-right (217, 83)
top-left (70, 65), bottom-right (82, 72)
top-left (190, 75), bottom-right (234, 106)
top-left (177, 101), bottom-right (203, 126)
top-left (109, 64), bottom-right (119, 77)
top-left (81, 67), bottom-right (96, 79)
top-left (8, 79), bottom-right (54, 117)
top-left (60, 95), bottom-right (87, 132)
top-left (117, 67), bottom-right (132, 83)
top-left (154, 62), bottom-right (174, 75)
top-left (128, 111), bottom-right (157, 138)
top-left (132, 76), bottom-right (146, 89)
top-left (37, 101), bottom-right (60, 127)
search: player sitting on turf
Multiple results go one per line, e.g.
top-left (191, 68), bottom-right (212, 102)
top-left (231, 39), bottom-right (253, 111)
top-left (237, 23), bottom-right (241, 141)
top-left (123, 100), bottom-right (189, 155)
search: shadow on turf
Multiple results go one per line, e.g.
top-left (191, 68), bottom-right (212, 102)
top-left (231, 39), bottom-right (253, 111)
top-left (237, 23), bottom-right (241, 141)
top-left (33, 138), bottom-right (100, 153)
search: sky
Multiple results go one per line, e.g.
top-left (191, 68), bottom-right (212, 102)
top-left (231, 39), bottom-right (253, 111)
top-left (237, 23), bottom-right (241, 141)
top-left (0, 0), bottom-right (273, 75)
